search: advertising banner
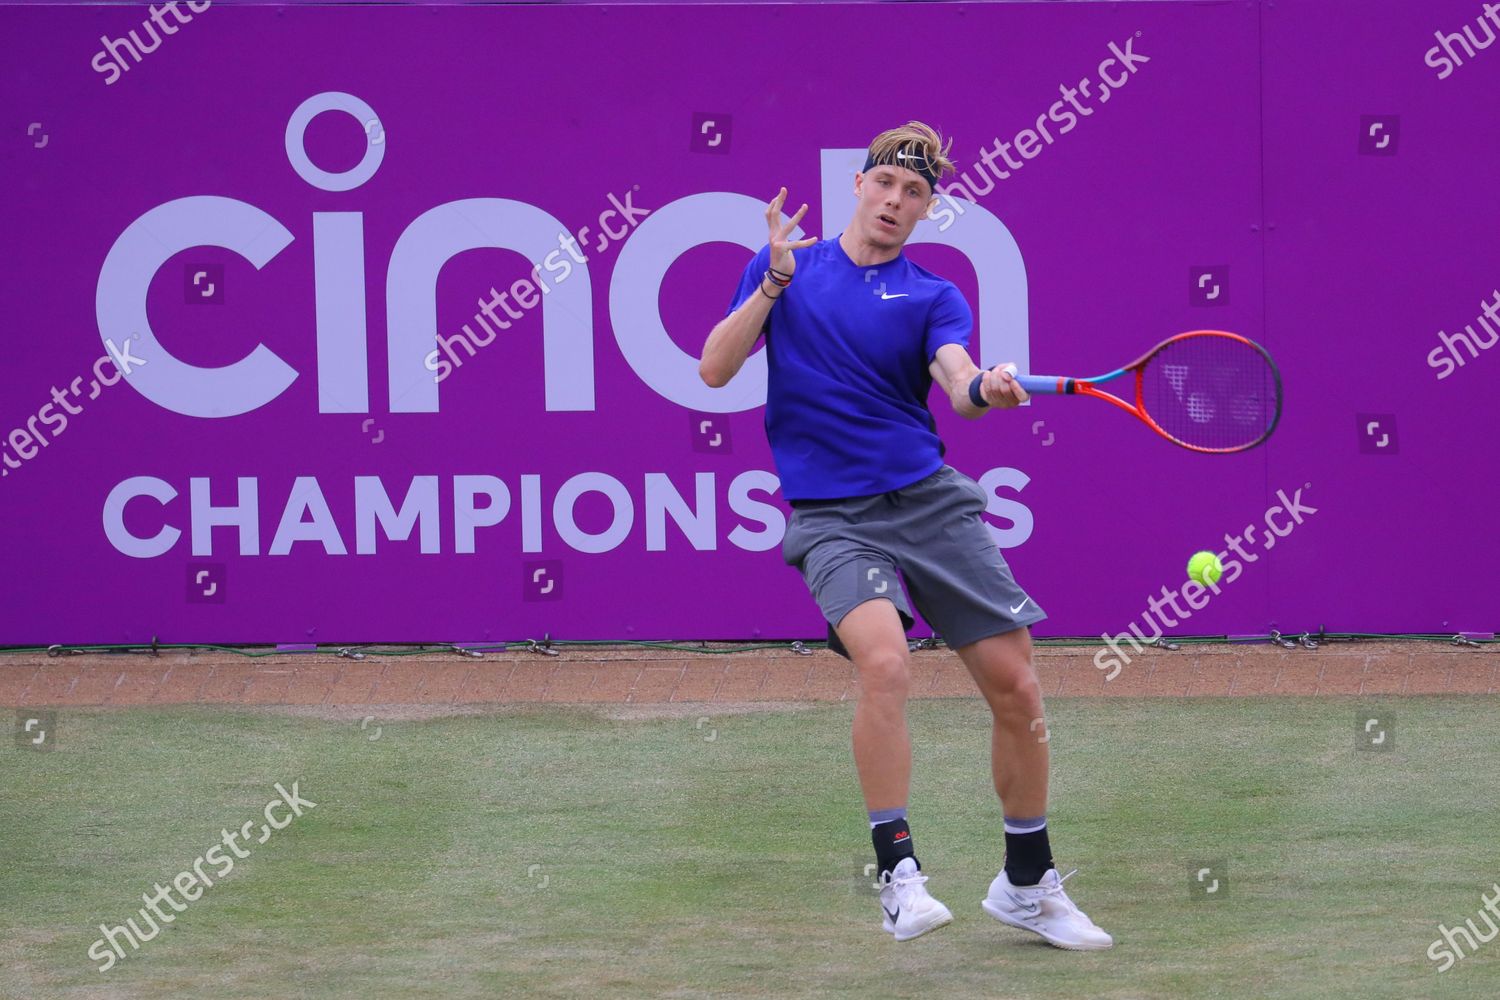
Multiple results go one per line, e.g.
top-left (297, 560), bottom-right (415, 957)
top-left (1, 1), bottom-right (1494, 643)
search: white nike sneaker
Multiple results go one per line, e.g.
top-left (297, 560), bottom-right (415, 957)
top-left (981, 867), bottom-right (1113, 950)
top-left (877, 857), bottom-right (954, 941)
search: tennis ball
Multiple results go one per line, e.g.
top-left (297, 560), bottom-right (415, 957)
top-left (1187, 551), bottom-right (1223, 587)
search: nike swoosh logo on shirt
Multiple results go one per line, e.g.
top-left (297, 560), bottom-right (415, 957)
top-left (1010, 598), bottom-right (1031, 615)
top-left (880, 292), bottom-right (909, 299)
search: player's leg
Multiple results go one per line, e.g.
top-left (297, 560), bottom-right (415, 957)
top-left (835, 596), bottom-right (953, 940)
top-left (786, 512), bottom-right (921, 841)
top-left (784, 503), bottom-right (952, 939)
top-left (895, 467), bottom-right (1112, 949)
top-left (954, 627), bottom-right (1048, 844)
top-left (835, 598), bottom-right (914, 815)
top-left (952, 626), bottom-right (1111, 948)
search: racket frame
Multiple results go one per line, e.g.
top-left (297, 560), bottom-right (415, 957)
top-left (1011, 330), bottom-right (1282, 454)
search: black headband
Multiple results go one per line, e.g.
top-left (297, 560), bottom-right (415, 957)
top-left (863, 147), bottom-right (940, 192)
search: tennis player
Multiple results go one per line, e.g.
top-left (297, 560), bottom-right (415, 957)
top-left (699, 122), bottom-right (1112, 949)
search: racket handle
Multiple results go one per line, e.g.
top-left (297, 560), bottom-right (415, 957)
top-left (1015, 375), bottom-right (1059, 394)
top-left (995, 364), bottom-right (1061, 395)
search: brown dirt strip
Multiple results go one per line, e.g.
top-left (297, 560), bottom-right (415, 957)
top-left (1, 641), bottom-right (1495, 708)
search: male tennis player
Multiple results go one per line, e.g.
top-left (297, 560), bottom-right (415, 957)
top-left (699, 122), bottom-right (1111, 949)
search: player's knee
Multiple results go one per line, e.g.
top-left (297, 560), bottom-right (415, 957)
top-left (1010, 673), bottom-right (1044, 715)
top-left (855, 648), bottom-right (910, 702)
top-left (982, 663), bottom-right (1042, 714)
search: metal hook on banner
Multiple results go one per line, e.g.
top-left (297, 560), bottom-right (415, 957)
top-left (524, 638), bottom-right (559, 657)
top-left (908, 637), bottom-right (939, 652)
top-left (46, 644), bottom-right (85, 658)
top-left (443, 643), bottom-right (485, 659)
top-left (789, 641), bottom-right (813, 656)
top-left (1149, 637), bottom-right (1180, 651)
top-left (336, 647), bottom-right (367, 661)
top-left (1452, 634), bottom-right (1483, 648)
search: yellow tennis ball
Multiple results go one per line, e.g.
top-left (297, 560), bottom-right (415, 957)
top-left (1187, 551), bottom-right (1223, 586)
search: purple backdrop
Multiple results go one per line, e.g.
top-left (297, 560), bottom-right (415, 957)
top-left (1, 0), bottom-right (1495, 644)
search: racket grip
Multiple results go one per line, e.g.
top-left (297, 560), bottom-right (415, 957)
top-left (995, 364), bottom-right (1059, 395)
top-left (1014, 375), bottom-right (1058, 394)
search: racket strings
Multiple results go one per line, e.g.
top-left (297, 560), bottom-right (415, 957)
top-left (1139, 335), bottom-right (1280, 451)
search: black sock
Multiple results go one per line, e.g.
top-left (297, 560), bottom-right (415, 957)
top-left (1003, 826), bottom-right (1054, 886)
top-left (872, 819), bottom-right (918, 876)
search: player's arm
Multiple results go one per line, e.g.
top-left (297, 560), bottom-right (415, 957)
top-left (699, 188), bottom-right (817, 388)
top-left (699, 277), bottom-right (778, 388)
top-left (928, 343), bottom-right (1028, 420)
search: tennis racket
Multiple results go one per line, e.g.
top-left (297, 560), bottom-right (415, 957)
top-left (1000, 330), bottom-right (1282, 454)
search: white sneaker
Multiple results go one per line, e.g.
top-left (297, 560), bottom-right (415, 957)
top-left (981, 867), bottom-right (1113, 950)
top-left (877, 858), bottom-right (954, 941)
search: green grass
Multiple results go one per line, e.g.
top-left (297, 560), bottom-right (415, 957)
top-left (3, 698), bottom-right (1498, 999)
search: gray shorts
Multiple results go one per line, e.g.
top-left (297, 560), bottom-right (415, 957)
top-left (781, 465), bottom-right (1046, 655)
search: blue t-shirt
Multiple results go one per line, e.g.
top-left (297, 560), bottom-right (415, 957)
top-left (725, 237), bottom-right (974, 500)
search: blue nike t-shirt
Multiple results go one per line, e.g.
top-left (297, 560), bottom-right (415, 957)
top-left (724, 237), bottom-right (974, 500)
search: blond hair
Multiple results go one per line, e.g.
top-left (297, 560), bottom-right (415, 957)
top-left (864, 121), bottom-right (955, 190)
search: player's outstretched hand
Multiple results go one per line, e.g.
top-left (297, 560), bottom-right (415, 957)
top-left (981, 364), bottom-right (1029, 409)
top-left (766, 187), bottom-right (818, 278)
